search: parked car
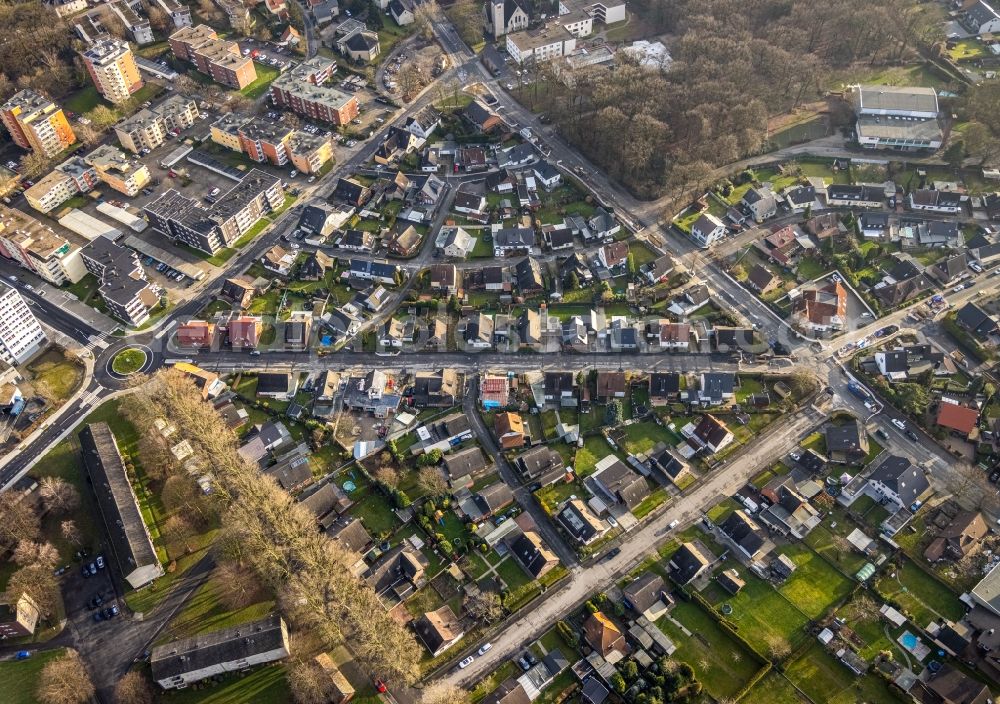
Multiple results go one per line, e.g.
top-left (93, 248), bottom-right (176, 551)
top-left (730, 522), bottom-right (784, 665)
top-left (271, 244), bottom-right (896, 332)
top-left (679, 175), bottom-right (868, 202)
top-left (905, 429), bottom-right (919, 441)
top-left (891, 418), bottom-right (906, 431)
top-left (478, 643), bottom-right (492, 655)
top-left (459, 656), bottom-right (474, 669)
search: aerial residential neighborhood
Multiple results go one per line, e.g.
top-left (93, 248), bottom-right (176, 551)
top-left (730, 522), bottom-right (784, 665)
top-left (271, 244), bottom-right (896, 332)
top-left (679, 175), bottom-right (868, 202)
top-left (6, 0), bottom-right (1000, 703)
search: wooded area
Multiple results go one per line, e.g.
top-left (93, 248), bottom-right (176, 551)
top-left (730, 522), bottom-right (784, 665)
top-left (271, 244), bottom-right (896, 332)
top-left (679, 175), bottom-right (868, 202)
top-left (531, 0), bottom-right (942, 198)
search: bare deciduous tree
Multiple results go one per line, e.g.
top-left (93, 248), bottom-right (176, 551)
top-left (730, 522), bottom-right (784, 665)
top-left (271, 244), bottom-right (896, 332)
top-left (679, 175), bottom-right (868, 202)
top-left (374, 466), bottom-right (399, 489)
top-left (215, 559), bottom-right (268, 610)
top-left (113, 670), bottom-right (154, 704)
top-left (147, 4), bottom-right (172, 34)
top-left (13, 540), bottom-right (59, 568)
top-left (7, 564), bottom-right (60, 616)
top-left (420, 681), bottom-right (470, 704)
top-left (36, 650), bottom-right (95, 704)
top-left (40, 477), bottom-right (80, 515)
top-left (60, 520), bottom-right (82, 546)
top-left (163, 514), bottom-right (195, 554)
top-left (417, 467), bottom-right (448, 497)
top-left (463, 590), bottom-right (503, 624)
top-left (288, 658), bottom-right (336, 704)
top-left (0, 489), bottom-right (41, 546)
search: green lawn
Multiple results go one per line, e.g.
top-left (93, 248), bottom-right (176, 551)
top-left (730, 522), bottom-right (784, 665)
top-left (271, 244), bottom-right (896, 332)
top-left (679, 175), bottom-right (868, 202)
top-left (875, 557), bottom-right (965, 625)
top-left (231, 218), bottom-right (271, 248)
top-left (154, 664), bottom-right (290, 704)
top-left (656, 601), bottom-right (761, 700)
top-left (496, 556), bottom-right (532, 591)
top-left (741, 672), bottom-right (809, 704)
top-left (0, 648), bottom-right (67, 704)
top-left (620, 420), bottom-right (677, 456)
top-left (574, 435), bottom-right (620, 476)
top-left (64, 273), bottom-right (100, 303)
top-left (785, 642), bottom-right (905, 704)
top-left (27, 350), bottom-right (84, 403)
top-left (347, 484), bottom-right (400, 538)
top-left (64, 86), bottom-right (103, 114)
top-left (803, 522), bottom-right (868, 576)
top-left (796, 256), bottom-right (826, 282)
top-left (700, 567), bottom-right (809, 656)
top-left (776, 544), bottom-right (853, 619)
top-left (158, 568), bottom-right (275, 643)
top-left (111, 348), bottom-right (147, 375)
top-left (242, 62), bottom-right (281, 99)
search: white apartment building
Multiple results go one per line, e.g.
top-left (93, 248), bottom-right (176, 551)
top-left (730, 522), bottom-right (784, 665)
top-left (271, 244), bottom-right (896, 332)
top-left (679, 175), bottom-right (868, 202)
top-left (0, 281), bottom-right (47, 365)
top-left (114, 96), bottom-right (199, 153)
top-left (24, 171), bottom-right (79, 214)
top-left (506, 26), bottom-right (577, 64)
top-left (0, 205), bottom-right (86, 284)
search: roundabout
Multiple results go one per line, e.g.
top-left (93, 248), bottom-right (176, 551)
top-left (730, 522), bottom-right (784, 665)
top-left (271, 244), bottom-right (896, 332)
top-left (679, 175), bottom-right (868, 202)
top-left (107, 345), bottom-right (153, 380)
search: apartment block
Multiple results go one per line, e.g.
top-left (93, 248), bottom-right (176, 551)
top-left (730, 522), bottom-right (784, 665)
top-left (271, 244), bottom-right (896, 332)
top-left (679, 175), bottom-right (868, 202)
top-left (169, 25), bottom-right (256, 90)
top-left (0, 281), bottom-right (46, 365)
top-left (84, 145), bottom-right (151, 196)
top-left (238, 117), bottom-right (293, 166)
top-left (156, 0), bottom-right (193, 27)
top-left (269, 57), bottom-right (359, 126)
top-left (506, 26), bottom-right (577, 64)
top-left (25, 156), bottom-right (100, 214)
top-left (111, 0), bottom-right (154, 45)
top-left (0, 89), bottom-right (76, 158)
top-left (81, 38), bottom-right (143, 105)
top-left (0, 205), bottom-right (86, 284)
top-left (114, 95), bottom-right (199, 153)
top-left (144, 168), bottom-right (283, 253)
top-left (209, 113), bottom-right (248, 152)
top-left (287, 131), bottom-right (333, 174)
top-left (80, 236), bottom-right (158, 326)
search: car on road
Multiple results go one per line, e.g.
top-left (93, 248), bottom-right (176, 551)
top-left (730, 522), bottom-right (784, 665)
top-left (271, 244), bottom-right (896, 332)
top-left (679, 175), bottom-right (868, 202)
top-left (7, 275), bottom-right (16, 282)
top-left (891, 418), bottom-right (906, 431)
top-left (15, 651), bottom-right (31, 660)
top-left (95, 555), bottom-right (105, 570)
top-left (602, 547), bottom-right (621, 562)
top-left (478, 643), bottom-right (492, 655)
top-left (459, 656), bottom-right (474, 669)
top-left (875, 428), bottom-right (889, 441)
top-left (88, 595), bottom-right (104, 610)
top-left (103, 605), bottom-right (119, 619)
top-left (668, 519), bottom-right (680, 530)
top-left (905, 429), bottom-right (919, 441)
top-left (518, 656), bottom-right (530, 670)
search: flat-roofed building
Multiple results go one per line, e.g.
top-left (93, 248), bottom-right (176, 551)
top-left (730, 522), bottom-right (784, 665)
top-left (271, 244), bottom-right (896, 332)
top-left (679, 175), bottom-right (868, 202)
top-left (0, 280), bottom-right (46, 365)
top-left (0, 205), bottom-right (86, 284)
top-left (237, 117), bottom-right (293, 166)
top-left (286, 130), bottom-right (333, 174)
top-left (24, 170), bottom-right (78, 214)
top-left (151, 614), bottom-right (290, 689)
top-left (852, 85), bottom-right (943, 151)
top-left (270, 58), bottom-right (360, 126)
top-left (80, 422), bottom-right (164, 588)
top-left (84, 144), bottom-right (151, 196)
top-left (0, 89), bottom-right (76, 158)
top-left (81, 38), bottom-right (143, 104)
top-left (115, 108), bottom-right (168, 153)
top-left (506, 26), bottom-right (577, 64)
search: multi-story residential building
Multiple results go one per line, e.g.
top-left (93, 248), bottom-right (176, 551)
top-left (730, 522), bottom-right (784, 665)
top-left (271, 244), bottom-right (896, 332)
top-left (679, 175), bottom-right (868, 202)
top-left (154, 94), bottom-right (200, 133)
top-left (169, 25), bottom-right (256, 89)
top-left (114, 108), bottom-right (167, 154)
top-left (111, 1), bottom-right (154, 45)
top-left (237, 118), bottom-right (293, 166)
top-left (286, 131), bottom-right (333, 174)
top-left (80, 236), bottom-right (159, 326)
top-left (0, 205), bottom-right (86, 284)
top-left (506, 26), bottom-right (577, 64)
top-left (0, 280), bottom-right (46, 365)
top-left (84, 145), bottom-right (151, 196)
top-left (81, 38), bottom-right (144, 105)
top-left (156, 0), bottom-right (193, 27)
top-left (269, 58), bottom-right (359, 125)
top-left (144, 169), bottom-right (283, 253)
top-left (0, 89), bottom-right (76, 158)
top-left (24, 156), bottom-right (99, 213)
top-left (209, 112), bottom-right (248, 152)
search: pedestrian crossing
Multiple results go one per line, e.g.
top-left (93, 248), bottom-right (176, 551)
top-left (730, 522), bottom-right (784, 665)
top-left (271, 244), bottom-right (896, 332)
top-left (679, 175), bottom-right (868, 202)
top-left (85, 331), bottom-right (111, 352)
top-left (78, 388), bottom-right (104, 409)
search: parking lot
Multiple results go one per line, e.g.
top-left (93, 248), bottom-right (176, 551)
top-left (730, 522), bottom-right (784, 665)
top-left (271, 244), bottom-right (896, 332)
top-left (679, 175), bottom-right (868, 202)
top-left (236, 38), bottom-right (296, 72)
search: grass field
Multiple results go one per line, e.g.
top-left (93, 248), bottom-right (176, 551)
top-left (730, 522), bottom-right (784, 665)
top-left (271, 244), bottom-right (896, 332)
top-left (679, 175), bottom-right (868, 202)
top-left (656, 601), bottom-right (761, 700)
top-left (701, 567), bottom-right (810, 655)
top-left (154, 664), bottom-right (290, 704)
top-left (574, 435), bottom-right (620, 476)
top-left (741, 672), bottom-right (809, 704)
top-left (158, 568), bottom-right (275, 643)
top-left (0, 648), bottom-right (66, 704)
top-left (242, 63), bottom-right (281, 99)
top-left (620, 420), bottom-right (677, 456)
top-left (111, 348), bottom-right (147, 375)
top-left (27, 349), bottom-right (84, 402)
top-left (784, 642), bottom-right (857, 702)
top-left (875, 556), bottom-right (965, 625)
top-left (776, 544), bottom-right (853, 619)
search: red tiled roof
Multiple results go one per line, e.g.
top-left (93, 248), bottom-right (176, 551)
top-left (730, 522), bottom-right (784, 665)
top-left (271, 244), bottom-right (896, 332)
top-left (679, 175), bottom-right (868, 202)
top-left (936, 401), bottom-right (979, 434)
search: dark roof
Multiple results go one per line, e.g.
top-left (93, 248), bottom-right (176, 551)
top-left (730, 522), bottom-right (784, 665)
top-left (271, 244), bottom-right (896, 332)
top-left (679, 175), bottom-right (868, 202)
top-left (701, 372), bottom-right (736, 401)
top-left (516, 446), bottom-right (564, 478)
top-left (79, 423), bottom-right (160, 582)
top-left (581, 678), bottom-right (610, 704)
top-left (649, 372), bottom-right (680, 397)
top-left (956, 302), bottom-right (998, 338)
top-left (507, 531), bottom-right (556, 578)
top-left (721, 510), bottom-right (766, 557)
top-left (594, 458), bottom-right (650, 509)
top-left (482, 679), bottom-right (530, 704)
top-left (825, 419), bottom-right (868, 456)
top-left (257, 372), bottom-right (291, 394)
top-left (473, 482), bottom-right (514, 515)
top-left (330, 518), bottom-right (373, 553)
top-left (880, 349), bottom-right (909, 373)
top-left (869, 455), bottom-right (929, 506)
top-left (463, 100), bottom-right (497, 129)
top-left (670, 542), bottom-right (714, 584)
top-left (544, 372), bottom-right (574, 396)
top-left (622, 572), bottom-right (666, 613)
top-left (443, 446), bottom-right (489, 480)
top-left (557, 500), bottom-right (603, 543)
top-left (345, 31), bottom-right (378, 52)
top-left (152, 614), bottom-right (287, 682)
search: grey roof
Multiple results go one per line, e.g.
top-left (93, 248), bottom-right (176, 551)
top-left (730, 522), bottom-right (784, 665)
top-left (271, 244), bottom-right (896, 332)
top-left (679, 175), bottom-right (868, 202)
top-left (856, 85), bottom-right (939, 114)
top-left (721, 510), bottom-right (766, 556)
top-left (869, 455), bottom-right (929, 506)
top-left (622, 572), bottom-right (665, 613)
top-left (151, 614), bottom-right (287, 682)
top-left (79, 423), bottom-right (159, 582)
top-left (444, 446), bottom-right (489, 479)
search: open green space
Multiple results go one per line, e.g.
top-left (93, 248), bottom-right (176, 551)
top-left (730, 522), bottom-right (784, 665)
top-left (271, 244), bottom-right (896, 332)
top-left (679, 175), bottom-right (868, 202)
top-left (875, 557), bottom-right (965, 625)
top-left (111, 348), bottom-right (147, 375)
top-left (741, 672), bottom-right (809, 704)
top-left (776, 544), bottom-right (853, 618)
top-left (242, 62), bottom-right (281, 99)
top-left (656, 601), bottom-right (761, 700)
top-left (27, 350), bottom-right (84, 403)
top-left (620, 420), bottom-right (678, 456)
top-left (154, 664), bottom-right (290, 704)
top-left (0, 648), bottom-right (67, 704)
top-left (785, 642), bottom-right (861, 703)
top-left (574, 435), bottom-right (619, 476)
top-left (347, 483), bottom-right (400, 537)
top-left (701, 567), bottom-right (809, 655)
top-left (159, 569), bottom-right (275, 643)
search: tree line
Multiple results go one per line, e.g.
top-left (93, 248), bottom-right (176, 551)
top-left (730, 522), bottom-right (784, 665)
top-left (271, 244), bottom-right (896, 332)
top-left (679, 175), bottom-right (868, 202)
top-left (530, 0), bottom-right (941, 199)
